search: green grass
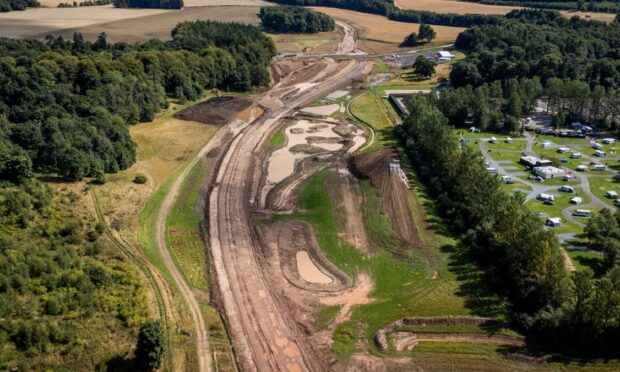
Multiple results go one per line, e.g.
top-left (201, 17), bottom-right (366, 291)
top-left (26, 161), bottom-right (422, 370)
top-left (566, 249), bottom-right (603, 273)
top-left (525, 190), bottom-right (590, 235)
top-left (394, 325), bottom-right (521, 338)
top-left (485, 139), bottom-right (527, 151)
top-left (293, 172), bottom-right (506, 359)
top-left (268, 129), bottom-right (285, 148)
top-left (588, 176), bottom-right (620, 208)
top-left (314, 305), bottom-right (342, 331)
top-left (373, 61), bottom-right (389, 74)
top-left (349, 92), bottom-right (396, 152)
top-left (166, 158), bottom-right (209, 290)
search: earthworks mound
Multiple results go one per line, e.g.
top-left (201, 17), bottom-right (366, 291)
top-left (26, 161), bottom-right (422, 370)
top-left (350, 149), bottom-right (419, 245)
top-left (175, 96), bottom-right (253, 125)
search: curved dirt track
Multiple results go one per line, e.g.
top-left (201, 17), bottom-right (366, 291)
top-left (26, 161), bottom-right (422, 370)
top-left (208, 58), bottom-right (371, 371)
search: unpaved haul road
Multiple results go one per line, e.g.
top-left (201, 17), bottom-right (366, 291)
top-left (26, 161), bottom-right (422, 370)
top-left (208, 59), bottom-right (371, 371)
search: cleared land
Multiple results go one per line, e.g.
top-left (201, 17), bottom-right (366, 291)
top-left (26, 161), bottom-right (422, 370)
top-left (0, 5), bottom-right (169, 38)
top-left (395, 0), bottom-right (616, 23)
top-left (269, 31), bottom-right (340, 53)
top-left (31, 5), bottom-right (260, 42)
top-left (310, 7), bottom-right (465, 49)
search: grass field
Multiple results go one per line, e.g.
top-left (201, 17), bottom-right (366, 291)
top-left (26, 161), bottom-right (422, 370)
top-left (294, 172), bottom-right (510, 360)
top-left (32, 6), bottom-right (260, 42)
top-left (268, 129), bottom-right (286, 148)
top-left (268, 31), bottom-right (340, 53)
top-left (395, 0), bottom-right (616, 23)
top-left (525, 192), bottom-right (588, 234)
top-left (567, 248), bottom-right (603, 273)
top-left (310, 7), bottom-right (465, 48)
top-left (349, 92), bottom-right (397, 152)
top-left (589, 176), bottom-right (619, 208)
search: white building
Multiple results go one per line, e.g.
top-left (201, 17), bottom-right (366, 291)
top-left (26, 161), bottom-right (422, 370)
top-left (534, 166), bottom-right (565, 179)
top-left (436, 51), bottom-right (455, 62)
top-left (545, 218), bottom-right (561, 227)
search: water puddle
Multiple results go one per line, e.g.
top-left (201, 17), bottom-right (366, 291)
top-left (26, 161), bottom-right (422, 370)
top-left (296, 251), bottom-right (333, 284)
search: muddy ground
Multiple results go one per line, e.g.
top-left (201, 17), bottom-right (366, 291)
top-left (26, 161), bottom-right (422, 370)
top-left (175, 96), bottom-right (254, 125)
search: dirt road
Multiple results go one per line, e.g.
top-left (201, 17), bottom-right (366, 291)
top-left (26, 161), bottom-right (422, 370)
top-left (208, 59), bottom-right (371, 371)
top-left (334, 20), bottom-right (359, 54)
top-left (153, 129), bottom-right (234, 372)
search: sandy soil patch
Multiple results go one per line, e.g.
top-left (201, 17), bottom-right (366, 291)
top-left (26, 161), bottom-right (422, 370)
top-left (310, 6), bottom-right (465, 45)
top-left (0, 5), bottom-right (170, 38)
top-left (296, 251), bottom-right (333, 284)
top-left (301, 104), bottom-right (340, 116)
top-left (28, 5), bottom-right (260, 42)
top-left (320, 273), bottom-right (374, 325)
top-left (395, 0), bottom-right (615, 23)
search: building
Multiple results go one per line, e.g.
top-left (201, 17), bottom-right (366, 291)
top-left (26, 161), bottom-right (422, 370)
top-left (436, 51), bottom-right (454, 62)
top-left (520, 156), bottom-right (539, 168)
top-left (545, 218), bottom-right (561, 227)
top-left (534, 166), bottom-right (565, 179)
top-left (386, 90), bottom-right (431, 116)
top-left (570, 197), bottom-right (583, 204)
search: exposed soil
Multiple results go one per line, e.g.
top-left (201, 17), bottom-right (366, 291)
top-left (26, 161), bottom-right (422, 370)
top-left (351, 149), bottom-right (420, 245)
top-left (175, 96), bottom-right (254, 126)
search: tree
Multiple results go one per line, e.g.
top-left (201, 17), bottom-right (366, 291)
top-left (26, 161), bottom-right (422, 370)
top-left (418, 23), bottom-right (436, 43)
top-left (401, 32), bottom-right (418, 47)
top-left (413, 56), bottom-right (436, 79)
top-left (135, 321), bottom-right (165, 371)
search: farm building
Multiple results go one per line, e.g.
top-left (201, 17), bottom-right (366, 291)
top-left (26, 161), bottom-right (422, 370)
top-left (534, 166), bottom-right (565, 179)
top-left (436, 51), bottom-right (454, 62)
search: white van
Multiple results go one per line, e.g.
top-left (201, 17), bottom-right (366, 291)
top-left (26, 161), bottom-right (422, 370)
top-left (592, 164), bottom-right (606, 171)
top-left (570, 152), bottom-right (583, 159)
top-left (573, 210), bottom-right (592, 218)
top-left (594, 150), bottom-right (606, 157)
top-left (605, 190), bottom-right (618, 199)
top-left (592, 143), bottom-right (604, 150)
top-left (538, 193), bottom-right (555, 202)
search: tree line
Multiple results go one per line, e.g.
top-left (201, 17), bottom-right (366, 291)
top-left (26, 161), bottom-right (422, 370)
top-left (453, 10), bottom-right (620, 89)
top-left (260, 6), bottom-right (335, 33)
top-left (465, 0), bottom-right (620, 13)
top-left (113, 0), bottom-right (182, 8)
top-left (0, 21), bottom-right (275, 183)
top-left (0, 0), bottom-right (38, 11)
top-left (396, 95), bottom-right (620, 357)
top-left (268, 0), bottom-right (505, 28)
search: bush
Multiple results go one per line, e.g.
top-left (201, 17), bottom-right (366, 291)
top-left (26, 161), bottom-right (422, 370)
top-left (135, 321), bottom-right (165, 371)
top-left (133, 174), bottom-right (147, 184)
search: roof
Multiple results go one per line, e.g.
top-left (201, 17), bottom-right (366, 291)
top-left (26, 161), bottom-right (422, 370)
top-left (547, 218), bottom-right (561, 223)
top-left (520, 155), bottom-right (539, 164)
top-left (437, 51), bottom-right (453, 57)
top-left (534, 166), bottom-right (564, 174)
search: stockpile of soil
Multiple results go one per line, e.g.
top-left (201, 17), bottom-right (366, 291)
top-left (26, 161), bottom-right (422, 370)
top-left (350, 149), bottom-right (419, 245)
top-left (174, 96), bottom-right (253, 125)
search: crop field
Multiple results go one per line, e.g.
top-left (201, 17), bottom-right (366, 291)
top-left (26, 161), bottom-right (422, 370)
top-left (34, 5), bottom-right (260, 42)
top-left (268, 31), bottom-right (340, 53)
top-left (310, 7), bottom-right (465, 46)
top-left (395, 0), bottom-right (616, 23)
top-left (0, 5), bottom-right (169, 39)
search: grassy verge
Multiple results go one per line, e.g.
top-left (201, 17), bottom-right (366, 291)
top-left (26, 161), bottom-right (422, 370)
top-left (268, 129), bottom-right (285, 148)
top-left (349, 92), bottom-right (396, 152)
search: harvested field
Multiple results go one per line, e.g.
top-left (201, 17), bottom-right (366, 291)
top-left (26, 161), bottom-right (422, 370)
top-left (183, 0), bottom-right (262, 6)
top-left (31, 5), bottom-right (260, 42)
top-left (174, 96), bottom-right (254, 125)
top-left (0, 5), bottom-right (169, 39)
top-left (351, 149), bottom-right (419, 245)
top-left (310, 6), bottom-right (465, 45)
top-left (269, 31), bottom-right (340, 53)
top-left (395, 0), bottom-right (616, 23)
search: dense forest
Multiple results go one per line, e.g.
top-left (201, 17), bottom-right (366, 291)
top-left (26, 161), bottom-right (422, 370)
top-left (449, 9), bottom-right (620, 128)
top-left (112, 0), bottom-right (182, 8)
top-left (465, 0), bottom-right (620, 13)
top-left (396, 95), bottom-right (620, 357)
top-left (259, 6), bottom-right (335, 33)
top-left (0, 21), bottom-right (275, 184)
top-left (0, 0), bottom-right (38, 11)
top-left (0, 22), bottom-right (275, 367)
top-left (0, 181), bottom-right (148, 369)
top-left (269, 0), bottom-right (504, 27)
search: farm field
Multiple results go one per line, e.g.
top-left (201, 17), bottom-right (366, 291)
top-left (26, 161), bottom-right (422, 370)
top-left (310, 6), bottom-right (465, 51)
top-left (268, 30), bottom-right (340, 53)
top-left (31, 5), bottom-right (261, 42)
top-left (395, 0), bottom-right (616, 23)
top-left (0, 5), bottom-right (169, 38)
